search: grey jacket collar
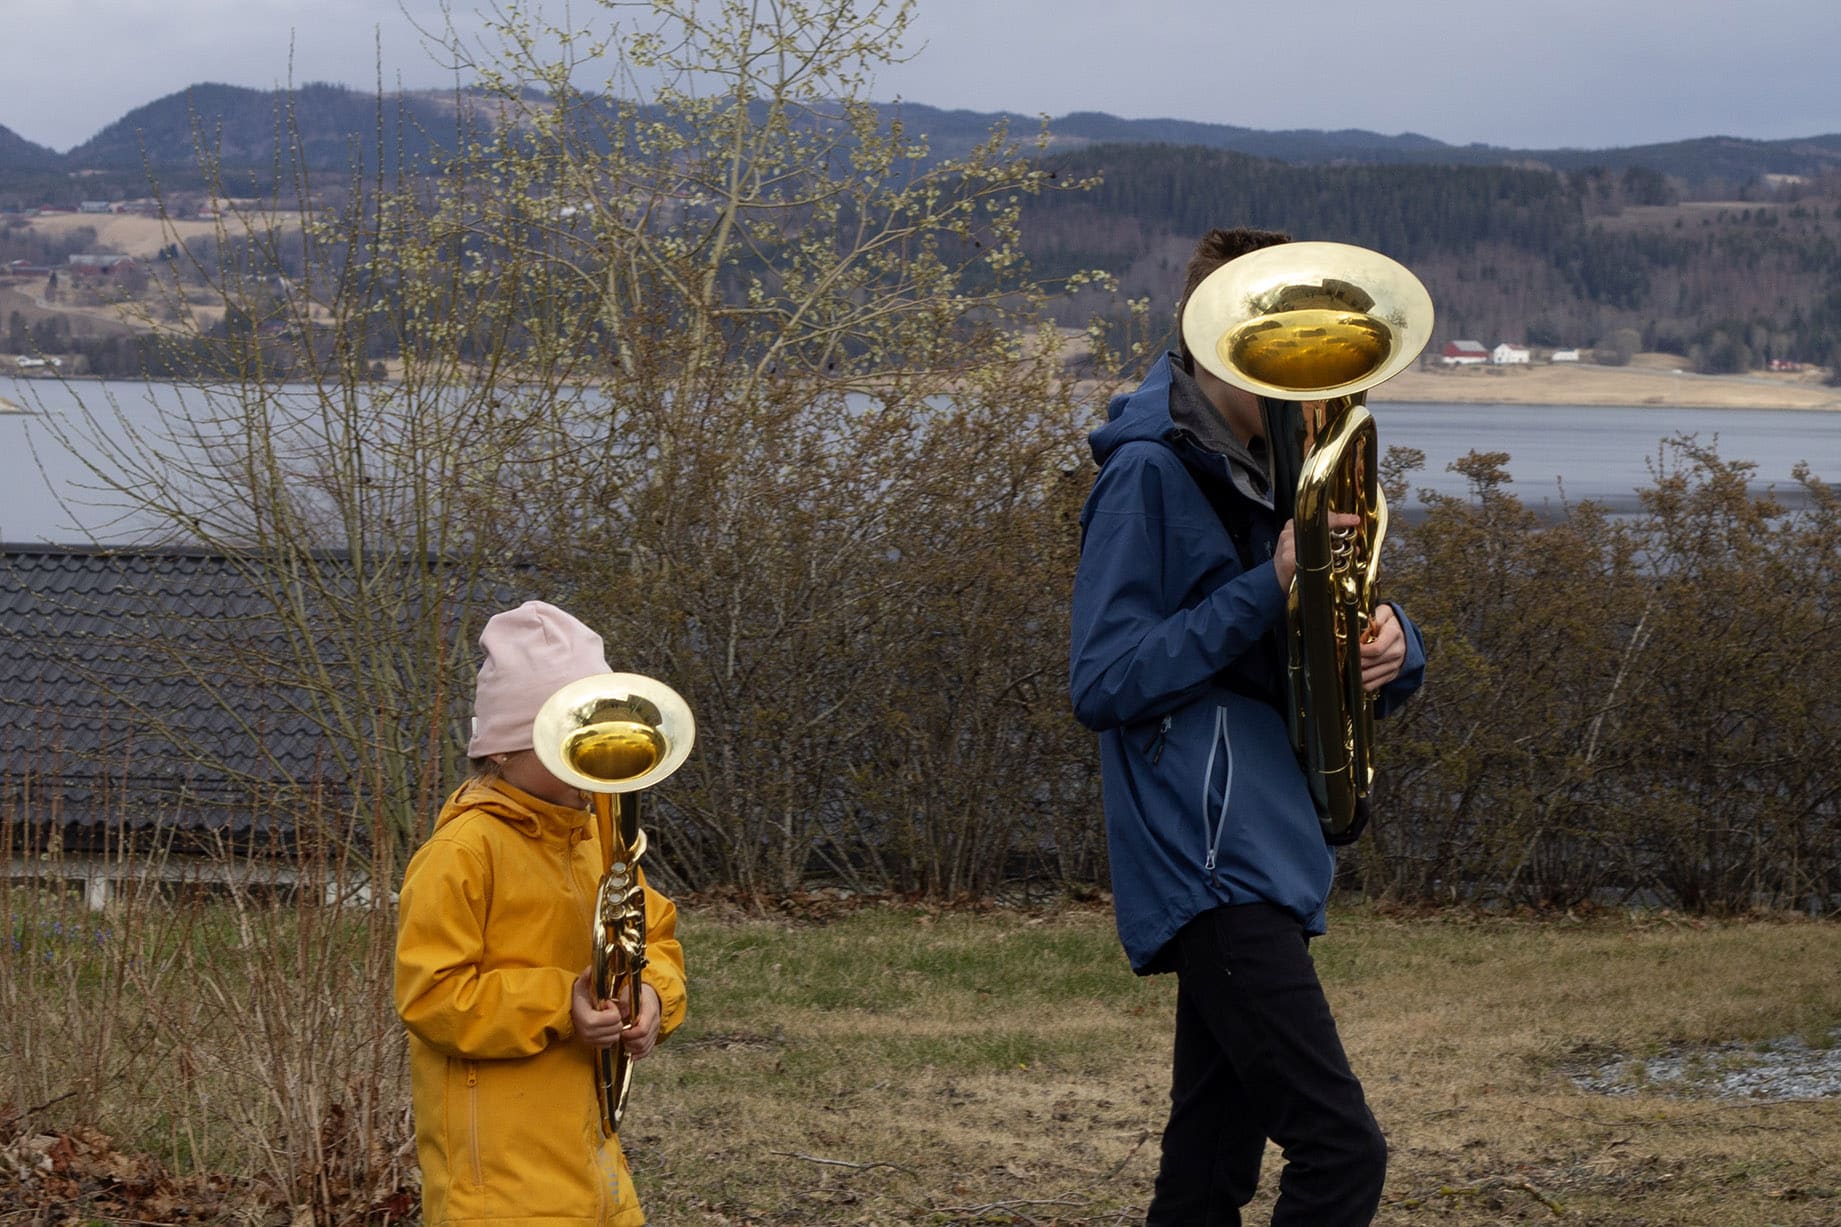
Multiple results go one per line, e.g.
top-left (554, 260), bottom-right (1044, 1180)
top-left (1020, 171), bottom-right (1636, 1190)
top-left (1167, 355), bottom-right (1273, 509)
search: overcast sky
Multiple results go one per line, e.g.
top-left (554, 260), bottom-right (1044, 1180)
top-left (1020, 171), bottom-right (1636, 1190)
top-left (5, 0), bottom-right (1839, 154)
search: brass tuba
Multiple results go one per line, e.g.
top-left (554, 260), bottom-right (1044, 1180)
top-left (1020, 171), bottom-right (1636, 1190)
top-left (1181, 241), bottom-right (1433, 842)
top-left (532, 672), bottom-right (695, 1136)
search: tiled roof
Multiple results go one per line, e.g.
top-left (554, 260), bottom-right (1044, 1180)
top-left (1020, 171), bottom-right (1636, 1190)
top-left (2, 545), bottom-right (357, 845)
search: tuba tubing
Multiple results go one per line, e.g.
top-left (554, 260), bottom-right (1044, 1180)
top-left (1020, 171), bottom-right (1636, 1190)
top-left (532, 671), bottom-right (695, 1137)
top-left (1181, 242), bottom-right (1432, 841)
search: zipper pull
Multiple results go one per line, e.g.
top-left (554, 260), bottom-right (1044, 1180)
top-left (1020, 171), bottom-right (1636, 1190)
top-left (1146, 715), bottom-right (1171, 765)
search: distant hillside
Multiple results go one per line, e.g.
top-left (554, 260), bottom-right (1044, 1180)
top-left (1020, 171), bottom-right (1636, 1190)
top-left (0, 125), bottom-right (61, 170)
top-left (1049, 111), bottom-right (1454, 159)
top-left (4, 85), bottom-right (1841, 192)
top-left (865, 104), bottom-right (1454, 165)
top-left (1022, 141), bottom-right (1841, 373)
top-left (843, 102), bottom-right (1841, 190)
top-left (62, 82), bottom-right (475, 175)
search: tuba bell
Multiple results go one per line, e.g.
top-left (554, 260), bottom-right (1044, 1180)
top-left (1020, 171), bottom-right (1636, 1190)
top-left (532, 671), bottom-right (695, 1136)
top-left (1181, 241), bottom-right (1433, 843)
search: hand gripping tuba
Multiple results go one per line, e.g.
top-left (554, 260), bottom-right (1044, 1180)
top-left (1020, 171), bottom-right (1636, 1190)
top-left (533, 672), bottom-right (695, 1136)
top-left (1181, 241), bottom-right (1433, 842)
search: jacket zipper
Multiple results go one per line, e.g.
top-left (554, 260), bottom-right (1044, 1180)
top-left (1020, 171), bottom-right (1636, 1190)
top-left (1201, 706), bottom-right (1234, 884)
top-left (566, 826), bottom-right (586, 904)
top-left (465, 1060), bottom-right (483, 1187)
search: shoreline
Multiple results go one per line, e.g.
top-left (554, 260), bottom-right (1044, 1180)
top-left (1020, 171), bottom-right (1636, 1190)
top-left (1369, 360), bottom-right (1841, 410)
top-left (10, 357), bottom-right (1841, 414)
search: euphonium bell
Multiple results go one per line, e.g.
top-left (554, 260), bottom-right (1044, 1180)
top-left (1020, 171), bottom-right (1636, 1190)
top-left (1181, 241), bottom-right (1433, 842)
top-left (532, 671), bottom-right (695, 1136)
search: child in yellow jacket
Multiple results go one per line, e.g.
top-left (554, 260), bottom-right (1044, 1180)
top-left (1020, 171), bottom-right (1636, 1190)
top-left (396, 601), bottom-right (689, 1226)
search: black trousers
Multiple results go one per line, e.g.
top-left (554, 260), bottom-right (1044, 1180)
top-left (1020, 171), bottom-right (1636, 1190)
top-left (1145, 903), bottom-right (1386, 1227)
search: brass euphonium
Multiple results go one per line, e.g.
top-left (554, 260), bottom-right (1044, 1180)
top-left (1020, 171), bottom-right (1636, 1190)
top-left (1181, 242), bottom-right (1433, 842)
top-left (532, 672), bottom-right (695, 1137)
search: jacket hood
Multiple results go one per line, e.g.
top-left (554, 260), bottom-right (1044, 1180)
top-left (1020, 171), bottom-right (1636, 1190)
top-left (433, 777), bottom-right (590, 840)
top-left (1089, 352), bottom-right (1274, 509)
top-left (1089, 352), bottom-right (1180, 466)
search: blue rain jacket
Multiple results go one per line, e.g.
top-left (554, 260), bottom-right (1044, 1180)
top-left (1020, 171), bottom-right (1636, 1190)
top-left (1069, 354), bottom-right (1426, 972)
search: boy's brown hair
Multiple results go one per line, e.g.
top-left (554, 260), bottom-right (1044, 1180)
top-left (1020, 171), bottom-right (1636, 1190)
top-left (1177, 226), bottom-right (1291, 363)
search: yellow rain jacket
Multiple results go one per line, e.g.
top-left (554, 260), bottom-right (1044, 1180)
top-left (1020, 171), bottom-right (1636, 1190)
top-left (395, 777), bottom-right (688, 1226)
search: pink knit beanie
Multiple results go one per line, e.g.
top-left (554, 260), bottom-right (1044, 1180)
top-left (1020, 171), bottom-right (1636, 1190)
top-left (467, 601), bottom-right (611, 757)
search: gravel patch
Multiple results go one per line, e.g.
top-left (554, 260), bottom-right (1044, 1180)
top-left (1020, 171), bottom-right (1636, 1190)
top-left (1572, 1029), bottom-right (1841, 1101)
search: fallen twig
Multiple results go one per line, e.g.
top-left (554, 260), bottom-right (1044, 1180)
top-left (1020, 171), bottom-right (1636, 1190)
top-left (1514, 1177), bottom-right (1565, 1215)
top-left (1437, 1175), bottom-right (1565, 1217)
top-left (1101, 1130), bottom-right (1153, 1183)
top-left (928, 1194), bottom-right (1091, 1225)
top-left (767, 1149), bottom-right (916, 1178)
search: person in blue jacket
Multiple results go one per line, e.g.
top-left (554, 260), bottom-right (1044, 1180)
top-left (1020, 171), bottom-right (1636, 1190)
top-left (1069, 227), bottom-right (1427, 1227)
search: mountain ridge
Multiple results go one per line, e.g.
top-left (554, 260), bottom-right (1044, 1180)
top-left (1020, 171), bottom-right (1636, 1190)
top-left (3, 85), bottom-right (1839, 191)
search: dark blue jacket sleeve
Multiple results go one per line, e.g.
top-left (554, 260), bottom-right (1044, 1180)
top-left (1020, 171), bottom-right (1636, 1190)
top-left (1069, 447), bottom-right (1287, 731)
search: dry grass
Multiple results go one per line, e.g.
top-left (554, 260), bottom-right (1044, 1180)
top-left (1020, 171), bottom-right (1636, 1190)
top-left (1371, 357), bottom-right (1841, 410)
top-left (4, 889), bottom-right (1839, 1224)
top-left (4, 207), bottom-right (315, 338)
top-left (1059, 335), bottom-right (1841, 411)
top-left (0, 865), bottom-right (412, 1222)
top-left (631, 904), bottom-right (1841, 1226)
top-left (19, 209), bottom-right (303, 258)
top-left (1327, 913), bottom-right (1841, 1226)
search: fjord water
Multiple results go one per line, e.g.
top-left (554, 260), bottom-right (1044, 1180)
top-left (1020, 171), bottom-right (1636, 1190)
top-left (1378, 399), bottom-right (1835, 513)
top-left (2, 379), bottom-right (1835, 543)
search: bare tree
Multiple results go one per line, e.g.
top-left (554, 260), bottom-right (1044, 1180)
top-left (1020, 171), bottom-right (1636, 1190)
top-left (34, 1), bottom-right (1111, 896)
top-left (33, 92), bottom-right (598, 865)
top-left (419, 0), bottom-right (1108, 894)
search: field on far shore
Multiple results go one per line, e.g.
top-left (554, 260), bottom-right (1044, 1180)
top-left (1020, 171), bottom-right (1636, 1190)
top-left (19, 208), bottom-right (261, 256)
top-left (1373, 352), bottom-right (1841, 410)
top-left (10, 346), bottom-right (1839, 415)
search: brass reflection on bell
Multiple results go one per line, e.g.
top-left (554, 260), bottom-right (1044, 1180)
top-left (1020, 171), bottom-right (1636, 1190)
top-left (535, 679), bottom-right (692, 796)
top-left (1223, 310), bottom-right (1393, 394)
top-left (563, 712), bottom-right (667, 784)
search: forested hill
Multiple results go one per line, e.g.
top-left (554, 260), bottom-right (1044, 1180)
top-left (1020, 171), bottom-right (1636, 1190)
top-left (0, 126), bottom-right (60, 170)
top-left (924, 107), bottom-right (1841, 193)
top-left (6, 83), bottom-right (1841, 190)
top-left (65, 83), bottom-right (465, 174)
top-left (1026, 142), bottom-right (1841, 374)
